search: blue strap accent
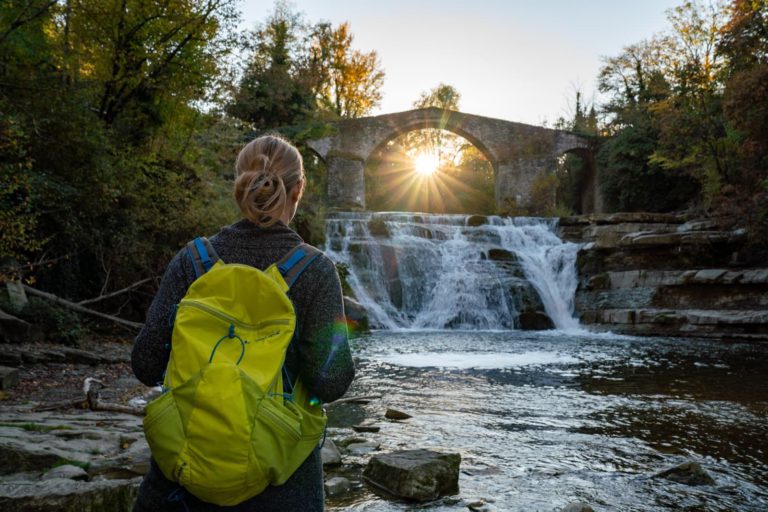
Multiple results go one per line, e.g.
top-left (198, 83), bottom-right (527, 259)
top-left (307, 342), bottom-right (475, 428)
top-left (278, 249), bottom-right (307, 275)
top-left (186, 245), bottom-right (201, 279)
top-left (285, 252), bottom-right (320, 287)
top-left (193, 237), bottom-right (213, 272)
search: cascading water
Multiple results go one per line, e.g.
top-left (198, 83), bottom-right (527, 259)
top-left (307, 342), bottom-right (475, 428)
top-left (324, 212), bottom-right (581, 330)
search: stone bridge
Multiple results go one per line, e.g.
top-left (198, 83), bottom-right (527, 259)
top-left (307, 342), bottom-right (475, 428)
top-left (307, 107), bottom-right (598, 212)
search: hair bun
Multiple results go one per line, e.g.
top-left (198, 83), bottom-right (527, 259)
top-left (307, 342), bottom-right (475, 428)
top-left (253, 154), bottom-right (270, 173)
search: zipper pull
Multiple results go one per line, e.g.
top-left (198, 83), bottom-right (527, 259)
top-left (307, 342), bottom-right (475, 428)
top-left (228, 324), bottom-right (235, 338)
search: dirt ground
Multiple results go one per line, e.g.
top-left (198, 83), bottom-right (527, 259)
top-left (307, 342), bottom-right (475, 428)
top-left (1, 337), bottom-right (149, 407)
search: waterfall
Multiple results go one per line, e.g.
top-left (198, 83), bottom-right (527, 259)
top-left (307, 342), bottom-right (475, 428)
top-left (324, 212), bottom-right (581, 331)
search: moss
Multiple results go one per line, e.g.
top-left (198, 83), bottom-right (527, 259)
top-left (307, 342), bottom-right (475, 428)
top-left (0, 422), bottom-right (73, 433)
top-left (52, 458), bottom-right (91, 471)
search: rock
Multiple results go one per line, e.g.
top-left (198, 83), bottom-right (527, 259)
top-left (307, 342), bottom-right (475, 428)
top-left (61, 348), bottom-right (103, 365)
top-left (517, 311), bottom-right (554, 330)
top-left (487, 249), bottom-right (517, 262)
top-left (320, 439), bottom-right (342, 467)
top-left (352, 424), bottom-right (380, 433)
top-left (562, 502), bottom-right (594, 512)
top-left (42, 464), bottom-right (89, 481)
top-left (0, 348), bottom-right (22, 366)
top-left (335, 436), bottom-right (368, 448)
top-left (324, 476), bottom-right (351, 497)
top-left (343, 296), bottom-right (370, 334)
top-left (467, 215), bottom-right (488, 227)
top-left (0, 309), bottom-right (31, 344)
top-left (368, 217), bottom-right (389, 237)
top-left (468, 500), bottom-right (498, 511)
top-left (385, 408), bottom-right (412, 420)
top-left (346, 440), bottom-right (380, 454)
top-left (5, 281), bottom-right (29, 309)
top-left (363, 449), bottom-right (461, 502)
top-left (0, 475), bottom-right (141, 512)
top-left (0, 366), bottom-right (19, 390)
top-left (654, 460), bottom-right (715, 486)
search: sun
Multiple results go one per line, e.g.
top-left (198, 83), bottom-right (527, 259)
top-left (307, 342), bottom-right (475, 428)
top-left (413, 152), bottom-right (439, 176)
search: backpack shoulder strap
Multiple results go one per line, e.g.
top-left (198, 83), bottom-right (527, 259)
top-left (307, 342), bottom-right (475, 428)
top-left (276, 243), bottom-right (322, 288)
top-left (185, 237), bottom-right (220, 278)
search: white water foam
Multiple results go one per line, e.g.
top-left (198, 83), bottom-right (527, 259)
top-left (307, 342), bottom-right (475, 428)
top-left (379, 351), bottom-right (580, 369)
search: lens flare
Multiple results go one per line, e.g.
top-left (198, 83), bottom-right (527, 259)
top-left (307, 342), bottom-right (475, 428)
top-left (413, 152), bottom-right (439, 176)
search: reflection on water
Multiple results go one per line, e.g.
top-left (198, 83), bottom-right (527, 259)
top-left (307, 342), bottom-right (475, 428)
top-left (326, 331), bottom-right (768, 511)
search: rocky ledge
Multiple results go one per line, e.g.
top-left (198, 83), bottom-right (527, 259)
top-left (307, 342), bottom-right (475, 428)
top-left (0, 408), bottom-right (147, 512)
top-left (561, 213), bottom-right (768, 340)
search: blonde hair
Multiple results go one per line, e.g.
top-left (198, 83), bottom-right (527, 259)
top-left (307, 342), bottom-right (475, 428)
top-left (233, 135), bottom-right (304, 227)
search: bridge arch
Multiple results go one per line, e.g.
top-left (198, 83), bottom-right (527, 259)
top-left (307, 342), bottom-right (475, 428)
top-left (307, 107), bottom-right (596, 212)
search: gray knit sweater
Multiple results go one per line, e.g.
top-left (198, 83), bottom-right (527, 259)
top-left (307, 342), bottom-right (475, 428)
top-left (131, 219), bottom-right (355, 511)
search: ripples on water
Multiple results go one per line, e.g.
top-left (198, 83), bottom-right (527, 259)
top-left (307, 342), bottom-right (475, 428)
top-left (326, 331), bottom-right (768, 511)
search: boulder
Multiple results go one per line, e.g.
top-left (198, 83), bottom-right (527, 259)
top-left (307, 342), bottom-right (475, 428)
top-left (343, 296), bottom-right (370, 334)
top-left (363, 449), bottom-right (461, 501)
top-left (654, 460), bottom-right (715, 486)
top-left (487, 249), bottom-right (517, 262)
top-left (466, 215), bottom-right (488, 227)
top-left (517, 311), bottom-right (554, 331)
top-left (0, 366), bottom-right (19, 390)
top-left (320, 439), bottom-right (342, 467)
top-left (324, 476), bottom-right (351, 497)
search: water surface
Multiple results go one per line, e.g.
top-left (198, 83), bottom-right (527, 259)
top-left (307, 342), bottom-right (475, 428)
top-left (327, 330), bottom-right (768, 511)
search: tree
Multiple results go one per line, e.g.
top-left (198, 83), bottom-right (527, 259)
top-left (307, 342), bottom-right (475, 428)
top-left (309, 22), bottom-right (385, 118)
top-left (228, 3), bottom-right (315, 128)
top-left (413, 82), bottom-right (460, 110)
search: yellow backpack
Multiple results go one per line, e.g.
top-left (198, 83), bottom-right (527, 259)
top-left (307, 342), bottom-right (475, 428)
top-left (143, 237), bottom-right (327, 506)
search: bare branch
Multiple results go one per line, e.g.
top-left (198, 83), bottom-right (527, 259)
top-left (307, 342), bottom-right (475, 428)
top-left (77, 277), bottom-right (154, 306)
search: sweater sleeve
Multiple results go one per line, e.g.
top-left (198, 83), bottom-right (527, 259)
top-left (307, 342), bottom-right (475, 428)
top-left (131, 249), bottom-right (192, 386)
top-left (292, 255), bottom-right (355, 403)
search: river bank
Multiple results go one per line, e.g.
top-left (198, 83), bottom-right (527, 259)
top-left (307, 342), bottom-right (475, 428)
top-left (560, 213), bottom-right (768, 340)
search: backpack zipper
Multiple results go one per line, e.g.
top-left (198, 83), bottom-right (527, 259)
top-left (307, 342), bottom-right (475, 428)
top-left (262, 402), bottom-right (301, 440)
top-left (179, 299), bottom-right (290, 331)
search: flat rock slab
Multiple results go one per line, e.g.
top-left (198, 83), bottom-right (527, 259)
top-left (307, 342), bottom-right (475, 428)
top-left (363, 449), bottom-right (461, 501)
top-left (0, 476), bottom-right (141, 512)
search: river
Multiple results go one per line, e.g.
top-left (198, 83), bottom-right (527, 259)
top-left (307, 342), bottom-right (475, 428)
top-left (323, 213), bottom-right (768, 510)
top-left (327, 329), bottom-right (768, 511)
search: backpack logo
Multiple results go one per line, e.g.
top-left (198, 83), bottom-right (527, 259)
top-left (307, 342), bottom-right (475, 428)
top-left (143, 238), bottom-right (327, 506)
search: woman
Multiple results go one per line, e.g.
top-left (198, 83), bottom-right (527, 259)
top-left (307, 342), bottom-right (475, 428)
top-left (132, 135), bottom-right (355, 511)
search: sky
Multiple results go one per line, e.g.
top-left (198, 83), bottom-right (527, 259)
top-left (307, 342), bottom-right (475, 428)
top-left (241, 0), bottom-right (682, 126)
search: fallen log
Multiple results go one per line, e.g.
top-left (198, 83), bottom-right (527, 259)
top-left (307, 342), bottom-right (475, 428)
top-left (22, 285), bottom-right (144, 330)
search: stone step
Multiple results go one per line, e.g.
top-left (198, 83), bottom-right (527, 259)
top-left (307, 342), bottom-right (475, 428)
top-left (585, 268), bottom-right (768, 290)
top-left (580, 308), bottom-right (768, 340)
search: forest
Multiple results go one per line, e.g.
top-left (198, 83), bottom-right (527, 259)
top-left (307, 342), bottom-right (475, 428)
top-left (1, 0), bottom-right (766, 336)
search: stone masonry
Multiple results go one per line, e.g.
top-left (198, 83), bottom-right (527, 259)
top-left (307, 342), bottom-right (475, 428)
top-left (307, 107), bottom-right (594, 211)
